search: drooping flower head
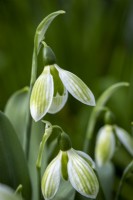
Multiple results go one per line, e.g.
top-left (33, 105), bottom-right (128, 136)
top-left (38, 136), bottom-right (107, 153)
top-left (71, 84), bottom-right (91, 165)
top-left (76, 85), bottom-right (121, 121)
top-left (95, 124), bottom-right (115, 167)
top-left (41, 132), bottom-right (99, 199)
top-left (95, 111), bottom-right (133, 167)
top-left (30, 44), bottom-right (95, 121)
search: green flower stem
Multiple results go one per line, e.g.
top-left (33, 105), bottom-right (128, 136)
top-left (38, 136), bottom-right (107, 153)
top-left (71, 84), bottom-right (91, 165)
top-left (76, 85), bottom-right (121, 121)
top-left (115, 160), bottom-right (133, 200)
top-left (25, 10), bottom-right (65, 159)
top-left (25, 48), bottom-right (37, 159)
top-left (37, 167), bottom-right (44, 200)
top-left (83, 82), bottom-right (129, 153)
top-left (83, 107), bottom-right (108, 153)
top-left (36, 123), bottom-right (52, 200)
top-left (36, 123), bottom-right (63, 169)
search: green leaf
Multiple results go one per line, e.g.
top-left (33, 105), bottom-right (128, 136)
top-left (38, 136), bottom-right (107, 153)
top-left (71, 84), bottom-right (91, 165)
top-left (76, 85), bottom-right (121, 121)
top-left (84, 82), bottom-right (129, 152)
top-left (5, 87), bottom-right (46, 200)
top-left (5, 87), bottom-right (29, 148)
top-left (0, 184), bottom-right (22, 200)
top-left (0, 112), bottom-right (32, 200)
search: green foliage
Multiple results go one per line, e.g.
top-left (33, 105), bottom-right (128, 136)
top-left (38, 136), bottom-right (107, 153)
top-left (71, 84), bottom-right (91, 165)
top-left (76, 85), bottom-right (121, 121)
top-left (0, 2), bottom-right (133, 200)
top-left (84, 82), bottom-right (129, 152)
top-left (5, 87), bottom-right (29, 148)
top-left (4, 87), bottom-right (46, 200)
top-left (0, 112), bottom-right (32, 200)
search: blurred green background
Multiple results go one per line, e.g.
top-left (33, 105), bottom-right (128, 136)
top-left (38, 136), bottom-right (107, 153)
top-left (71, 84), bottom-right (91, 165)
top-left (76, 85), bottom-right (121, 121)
top-left (0, 0), bottom-right (133, 151)
top-left (0, 0), bottom-right (133, 199)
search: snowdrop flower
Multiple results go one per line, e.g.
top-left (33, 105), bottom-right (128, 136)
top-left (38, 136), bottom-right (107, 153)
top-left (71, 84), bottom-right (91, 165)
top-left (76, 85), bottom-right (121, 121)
top-left (41, 133), bottom-right (99, 200)
top-left (95, 124), bottom-right (133, 167)
top-left (95, 125), bottom-right (115, 167)
top-left (30, 44), bottom-right (95, 121)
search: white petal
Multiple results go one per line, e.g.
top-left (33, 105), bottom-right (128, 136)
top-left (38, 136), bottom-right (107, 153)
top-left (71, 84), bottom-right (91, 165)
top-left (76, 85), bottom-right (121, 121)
top-left (30, 66), bottom-right (54, 121)
top-left (95, 125), bottom-right (115, 167)
top-left (55, 65), bottom-right (95, 106)
top-left (48, 88), bottom-right (68, 114)
top-left (67, 149), bottom-right (99, 199)
top-left (41, 152), bottom-right (61, 200)
top-left (0, 184), bottom-right (22, 200)
top-left (76, 150), bottom-right (96, 169)
top-left (115, 125), bottom-right (133, 156)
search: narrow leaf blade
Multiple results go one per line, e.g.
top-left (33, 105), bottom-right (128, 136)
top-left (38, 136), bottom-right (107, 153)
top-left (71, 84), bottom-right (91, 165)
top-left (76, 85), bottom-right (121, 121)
top-left (0, 112), bottom-right (32, 200)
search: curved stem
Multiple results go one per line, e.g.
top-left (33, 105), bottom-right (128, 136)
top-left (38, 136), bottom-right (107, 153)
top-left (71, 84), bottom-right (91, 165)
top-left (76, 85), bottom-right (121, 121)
top-left (115, 160), bottom-right (133, 200)
top-left (83, 107), bottom-right (108, 153)
top-left (52, 125), bottom-right (64, 133)
top-left (83, 82), bottom-right (129, 153)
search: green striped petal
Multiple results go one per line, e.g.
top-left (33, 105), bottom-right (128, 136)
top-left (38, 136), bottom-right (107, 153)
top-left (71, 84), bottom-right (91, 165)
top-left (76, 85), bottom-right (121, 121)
top-left (41, 152), bottom-right (61, 200)
top-left (76, 150), bottom-right (96, 169)
top-left (30, 66), bottom-right (54, 121)
top-left (67, 149), bottom-right (99, 198)
top-left (95, 125), bottom-right (115, 167)
top-left (115, 125), bottom-right (133, 156)
top-left (55, 64), bottom-right (95, 106)
top-left (48, 88), bottom-right (68, 114)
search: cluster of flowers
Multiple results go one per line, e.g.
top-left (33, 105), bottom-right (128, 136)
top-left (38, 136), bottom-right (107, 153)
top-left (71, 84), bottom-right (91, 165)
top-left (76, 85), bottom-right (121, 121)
top-left (30, 44), bottom-right (99, 199)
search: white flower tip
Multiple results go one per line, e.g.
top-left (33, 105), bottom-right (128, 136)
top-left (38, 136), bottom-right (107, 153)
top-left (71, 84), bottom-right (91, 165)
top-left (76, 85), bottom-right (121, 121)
top-left (41, 153), bottom-right (61, 200)
top-left (30, 104), bottom-right (43, 122)
top-left (86, 94), bottom-right (96, 106)
top-left (55, 65), bottom-right (96, 107)
top-left (68, 149), bottom-right (99, 199)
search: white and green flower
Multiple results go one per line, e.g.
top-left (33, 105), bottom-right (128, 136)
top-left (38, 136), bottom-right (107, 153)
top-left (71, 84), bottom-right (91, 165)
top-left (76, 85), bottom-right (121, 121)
top-left (95, 124), bottom-right (133, 167)
top-left (30, 64), bottom-right (95, 121)
top-left (41, 148), bottom-right (99, 200)
top-left (95, 125), bottom-right (115, 167)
